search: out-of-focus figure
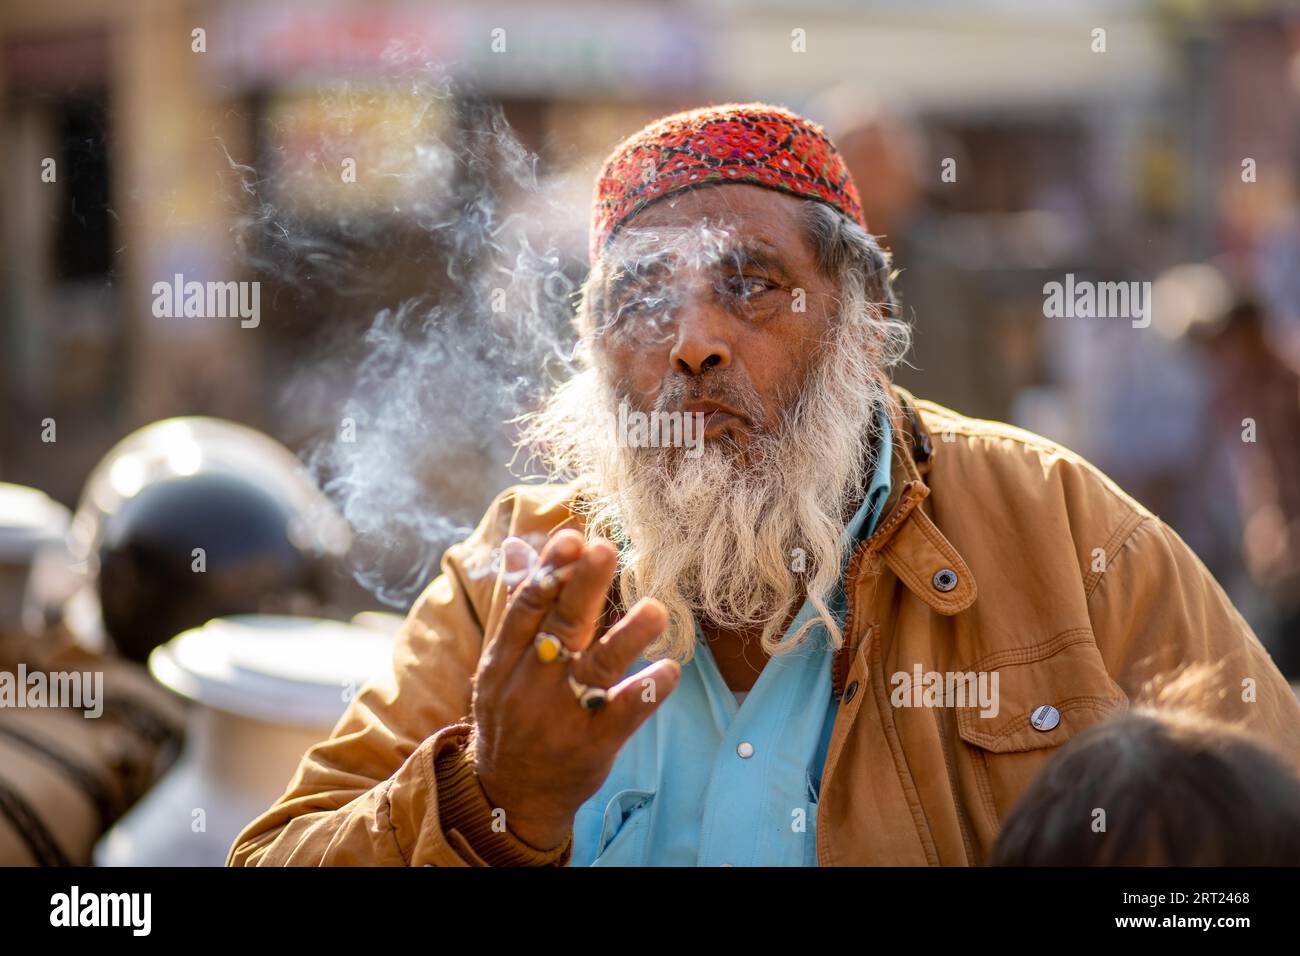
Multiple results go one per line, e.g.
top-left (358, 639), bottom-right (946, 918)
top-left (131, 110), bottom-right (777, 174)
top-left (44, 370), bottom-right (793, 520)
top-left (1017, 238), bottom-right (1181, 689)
top-left (991, 667), bottom-right (1300, 866)
top-left (0, 417), bottom-right (352, 865)
top-left (1198, 299), bottom-right (1300, 680)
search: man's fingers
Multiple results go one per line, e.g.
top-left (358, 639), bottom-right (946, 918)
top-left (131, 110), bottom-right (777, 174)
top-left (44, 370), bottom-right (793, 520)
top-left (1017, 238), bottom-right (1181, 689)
top-left (601, 658), bottom-right (681, 739)
top-left (534, 538), bottom-right (619, 654)
top-left (573, 598), bottom-right (668, 689)
top-left (486, 529), bottom-right (585, 672)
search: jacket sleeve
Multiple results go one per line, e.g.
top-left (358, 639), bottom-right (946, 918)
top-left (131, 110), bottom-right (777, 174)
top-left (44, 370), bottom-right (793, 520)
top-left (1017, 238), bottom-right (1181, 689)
top-left (1088, 514), bottom-right (1300, 770)
top-left (227, 489), bottom-right (573, 867)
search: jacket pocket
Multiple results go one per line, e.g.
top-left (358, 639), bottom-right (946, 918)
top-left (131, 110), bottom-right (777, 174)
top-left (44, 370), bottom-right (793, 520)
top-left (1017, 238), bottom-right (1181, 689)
top-left (953, 628), bottom-right (1128, 833)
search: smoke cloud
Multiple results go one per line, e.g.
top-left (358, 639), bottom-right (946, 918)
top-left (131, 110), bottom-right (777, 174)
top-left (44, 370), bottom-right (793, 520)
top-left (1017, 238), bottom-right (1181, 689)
top-left (223, 54), bottom-right (583, 608)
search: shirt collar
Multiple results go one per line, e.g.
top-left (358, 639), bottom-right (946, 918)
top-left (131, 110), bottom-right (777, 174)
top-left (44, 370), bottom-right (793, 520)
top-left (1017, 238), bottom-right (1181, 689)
top-left (844, 407), bottom-right (894, 547)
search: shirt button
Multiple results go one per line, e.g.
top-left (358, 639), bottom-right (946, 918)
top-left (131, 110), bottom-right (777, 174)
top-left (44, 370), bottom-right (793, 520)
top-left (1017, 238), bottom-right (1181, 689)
top-left (1030, 704), bottom-right (1061, 731)
top-left (736, 741), bottom-right (755, 759)
top-left (844, 680), bottom-right (860, 703)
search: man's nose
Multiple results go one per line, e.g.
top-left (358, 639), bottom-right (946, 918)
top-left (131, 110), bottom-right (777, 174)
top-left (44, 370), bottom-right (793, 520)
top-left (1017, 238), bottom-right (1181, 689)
top-left (668, 294), bottom-right (731, 376)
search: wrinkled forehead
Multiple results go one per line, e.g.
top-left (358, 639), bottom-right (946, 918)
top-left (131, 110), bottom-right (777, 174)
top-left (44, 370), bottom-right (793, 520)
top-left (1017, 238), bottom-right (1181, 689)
top-left (602, 226), bottom-right (786, 280)
top-left (597, 184), bottom-right (813, 278)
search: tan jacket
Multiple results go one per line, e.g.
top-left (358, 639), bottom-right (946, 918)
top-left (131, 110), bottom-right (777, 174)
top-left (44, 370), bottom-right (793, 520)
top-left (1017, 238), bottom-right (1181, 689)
top-left (228, 385), bottom-right (1300, 866)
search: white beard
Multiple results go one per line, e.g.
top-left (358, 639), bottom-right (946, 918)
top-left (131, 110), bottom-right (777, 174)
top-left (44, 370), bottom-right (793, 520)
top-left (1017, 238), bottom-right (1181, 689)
top-left (520, 300), bottom-right (894, 662)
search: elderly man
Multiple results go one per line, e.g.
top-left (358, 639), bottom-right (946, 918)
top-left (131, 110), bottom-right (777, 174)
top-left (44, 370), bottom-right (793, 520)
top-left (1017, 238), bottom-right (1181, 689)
top-left (229, 104), bottom-right (1300, 867)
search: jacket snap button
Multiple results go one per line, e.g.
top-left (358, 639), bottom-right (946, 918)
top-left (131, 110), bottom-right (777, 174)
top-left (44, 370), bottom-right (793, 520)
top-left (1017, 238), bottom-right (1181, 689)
top-left (844, 681), bottom-right (860, 703)
top-left (932, 568), bottom-right (958, 592)
top-left (1030, 705), bottom-right (1061, 731)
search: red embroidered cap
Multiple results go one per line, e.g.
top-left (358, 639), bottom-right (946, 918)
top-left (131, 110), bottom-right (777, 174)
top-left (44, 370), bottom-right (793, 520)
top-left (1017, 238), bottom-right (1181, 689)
top-left (590, 102), bottom-right (866, 263)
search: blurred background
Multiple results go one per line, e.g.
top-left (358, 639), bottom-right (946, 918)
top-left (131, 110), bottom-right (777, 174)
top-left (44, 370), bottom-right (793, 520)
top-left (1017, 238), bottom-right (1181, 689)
top-left (2, 0), bottom-right (1300, 864)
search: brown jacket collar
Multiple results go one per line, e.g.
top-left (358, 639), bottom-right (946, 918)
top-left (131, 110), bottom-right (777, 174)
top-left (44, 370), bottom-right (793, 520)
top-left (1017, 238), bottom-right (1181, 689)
top-left (829, 383), bottom-right (980, 697)
top-left (876, 382), bottom-right (977, 612)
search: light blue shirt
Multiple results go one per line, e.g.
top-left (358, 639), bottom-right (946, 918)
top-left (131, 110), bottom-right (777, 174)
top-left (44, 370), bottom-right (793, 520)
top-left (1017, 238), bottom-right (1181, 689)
top-left (570, 412), bottom-right (893, 866)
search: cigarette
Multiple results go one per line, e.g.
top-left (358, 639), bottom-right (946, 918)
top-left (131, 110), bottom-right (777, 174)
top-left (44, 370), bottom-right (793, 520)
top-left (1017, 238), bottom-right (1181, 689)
top-left (533, 563), bottom-right (576, 592)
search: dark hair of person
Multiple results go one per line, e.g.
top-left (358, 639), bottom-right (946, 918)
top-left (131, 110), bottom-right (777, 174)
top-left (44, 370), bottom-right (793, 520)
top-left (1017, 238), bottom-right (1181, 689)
top-left (991, 697), bottom-right (1300, 866)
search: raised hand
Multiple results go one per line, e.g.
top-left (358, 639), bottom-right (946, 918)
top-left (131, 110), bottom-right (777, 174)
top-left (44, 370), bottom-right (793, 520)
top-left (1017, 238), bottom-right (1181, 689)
top-left (469, 529), bottom-right (680, 850)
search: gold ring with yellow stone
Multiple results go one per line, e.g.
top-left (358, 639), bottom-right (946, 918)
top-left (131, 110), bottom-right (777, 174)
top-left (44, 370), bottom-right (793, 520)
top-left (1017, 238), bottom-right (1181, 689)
top-left (534, 631), bottom-right (576, 664)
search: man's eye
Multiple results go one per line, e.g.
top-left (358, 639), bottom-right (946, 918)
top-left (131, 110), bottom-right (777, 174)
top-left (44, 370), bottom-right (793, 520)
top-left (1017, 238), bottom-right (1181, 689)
top-left (620, 292), bottom-right (668, 315)
top-left (604, 291), bottom-right (672, 335)
top-left (724, 275), bottom-right (776, 300)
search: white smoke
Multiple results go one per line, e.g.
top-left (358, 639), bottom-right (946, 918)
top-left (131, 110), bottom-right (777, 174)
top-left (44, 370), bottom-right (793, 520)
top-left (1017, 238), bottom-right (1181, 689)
top-left (223, 56), bottom-right (583, 608)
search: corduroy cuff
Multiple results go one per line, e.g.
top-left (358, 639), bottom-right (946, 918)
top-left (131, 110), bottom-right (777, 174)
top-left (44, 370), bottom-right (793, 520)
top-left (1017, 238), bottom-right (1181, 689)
top-left (434, 733), bottom-right (573, 867)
